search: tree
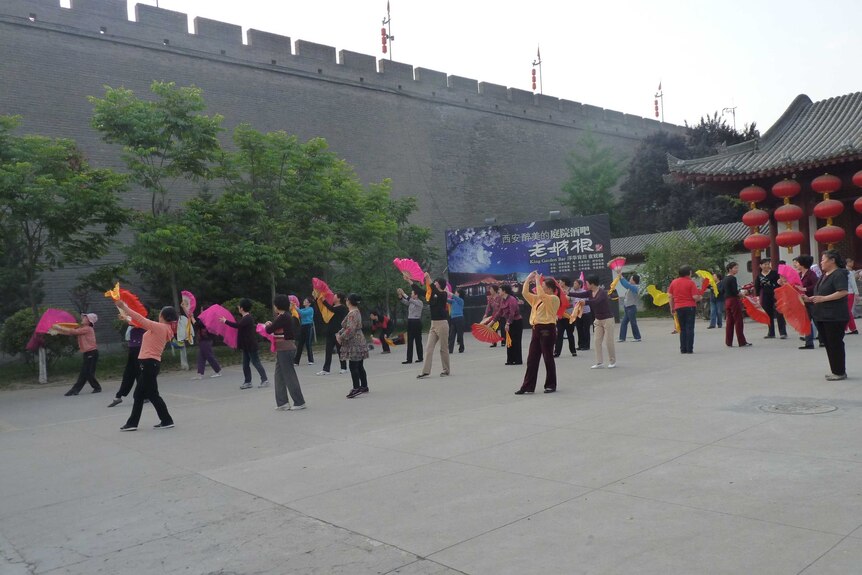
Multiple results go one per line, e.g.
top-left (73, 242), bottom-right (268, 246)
top-left (0, 115), bottom-right (130, 317)
top-left (641, 226), bottom-right (735, 296)
top-left (90, 81), bottom-right (224, 312)
top-left (618, 113), bottom-right (760, 235)
top-left (89, 81), bottom-right (224, 216)
top-left (559, 132), bottom-right (626, 232)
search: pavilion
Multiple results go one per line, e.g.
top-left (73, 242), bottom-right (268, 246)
top-left (667, 92), bottom-right (862, 266)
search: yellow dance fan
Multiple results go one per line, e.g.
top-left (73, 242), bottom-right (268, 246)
top-left (646, 285), bottom-right (669, 307)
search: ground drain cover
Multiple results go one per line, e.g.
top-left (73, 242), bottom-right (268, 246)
top-left (759, 402), bottom-right (837, 415)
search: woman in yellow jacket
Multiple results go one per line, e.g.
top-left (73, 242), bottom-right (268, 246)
top-left (515, 271), bottom-right (560, 395)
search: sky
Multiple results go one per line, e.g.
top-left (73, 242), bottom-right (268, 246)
top-left (121, 0), bottom-right (862, 133)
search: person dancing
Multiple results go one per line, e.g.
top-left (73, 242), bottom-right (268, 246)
top-left (417, 273), bottom-right (451, 378)
top-left (56, 313), bottom-right (101, 396)
top-left (495, 284), bottom-right (524, 366)
top-left (115, 300), bottom-right (177, 431)
top-left (337, 294), bottom-right (370, 397)
top-left (397, 285), bottom-right (424, 364)
top-left (317, 292), bottom-right (348, 376)
top-left (515, 272), bottom-right (560, 395)
top-left (108, 322), bottom-right (144, 407)
top-left (554, 277), bottom-right (577, 356)
top-left (721, 262), bottom-right (752, 348)
top-left (295, 297), bottom-right (315, 365)
top-left (265, 294), bottom-right (306, 410)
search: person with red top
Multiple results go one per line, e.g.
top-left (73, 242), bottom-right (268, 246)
top-left (369, 309), bottom-right (392, 354)
top-left (55, 313), bottom-right (101, 396)
top-left (493, 284), bottom-right (524, 366)
top-left (667, 266), bottom-right (703, 354)
top-left (114, 300), bottom-right (178, 431)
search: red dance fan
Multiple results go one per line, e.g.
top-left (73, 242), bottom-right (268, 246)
top-left (393, 258), bottom-right (425, 282)
top-left (312, 277), bottom-right (336, 305)
top-left (608, 256), bottom-right (626, 272)
top-left (742, 296), bottom-right (771, 325)
top-left (775, 284), bottom-right (811, 336)
top-left (471, 323), bottom-right (503, 344)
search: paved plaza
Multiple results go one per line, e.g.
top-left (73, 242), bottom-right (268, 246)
top-left (1, 318), bottom-right (861, 574)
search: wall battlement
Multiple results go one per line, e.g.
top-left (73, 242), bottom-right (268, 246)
top-left (1, 0), bottom-right (684, 139)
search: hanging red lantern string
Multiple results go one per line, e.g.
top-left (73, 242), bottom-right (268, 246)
top-left (811, 174), bottom-right (844, 248)
top-left (740, 184), bottom-right (770, 256)
top-left (853, 172), bottom-right (862, 240)
top-left (771, 179), bottom-right (802, 252)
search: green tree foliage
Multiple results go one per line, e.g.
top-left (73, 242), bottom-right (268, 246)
top-left (0, 307), bottom-right (76, 364)
top-left (559, 132), bottom-right (626, 232)
top-left (89, 81), bottom-right (224, 216)
top-left (641, 226), bottom-right (735, 297)
top-left (618, 114), bottom-right (760, 235)
top-left (0, 115), bottom-right (130, 316)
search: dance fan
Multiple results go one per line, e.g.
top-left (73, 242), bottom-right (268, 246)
top-left (312, 277), bottom-right (336, 322)
top-left (777, 263), bottom-right (803, 288)
top-left (646, 285), bottom-right (670, 307)
top-left (256, 323), bottom-right (277, 352)
top-left (103, 282), bottom-right (148, 327)
top-left (393, 258), bottom-right (425, 282)
top-left (36, 309), bottom-right (78, 336)
top-left (607, 257), bottom-right (626, 297)
top-left (471, 322), bottom-right (503, 344)
top-left (695, 270), bottom-right (719, 296)
top-left (198, 304), bottom-right (239, 349)
top-left (742, 296), bottom-right (771, 325)
top-left (775, 284), bottom-right (811, 335)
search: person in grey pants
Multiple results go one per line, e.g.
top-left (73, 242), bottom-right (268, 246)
top-left (265, 294), bottom-right (306, 411)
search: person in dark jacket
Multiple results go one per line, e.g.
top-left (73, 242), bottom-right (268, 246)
top-left (317, 292), bottom-right (348, 375)
top-left (754, 258), bottom-right (787, 339)
top-left (805, 250), bottom-right (850, 380)
top-left (721, 262), bottom-right (752, 348)
top-left (220, 298), bottom-right (268, 389)
top-left (265, 294), bottom-right (306, 410)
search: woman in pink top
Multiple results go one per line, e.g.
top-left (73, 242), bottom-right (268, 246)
top-left (114, 300), bottom-right (178, 432)
top-left (55, 313), bottom-right (101, 396)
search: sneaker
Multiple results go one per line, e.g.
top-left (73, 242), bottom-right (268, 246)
top-left (590, 363), bottom-right (604, 369)
top-left (191, 374), bottom-right (203, 380)
top-left (617, 340), bottom-right (625, 343)
top-left (633, 339), bottom-right (641, 342)
top-left (153, 422), bottom-right (175, 429)
top-left (357, 387), bottom-right (369, 395)
top-left (258, 381), bottom-right (270, 388)
top-left (799, 345), bottom-right (814, 350)
top-left (91, 388), bottom-right (102, 393)
top-left (779, 335), bottom-right (787, 340)
top-left (608, 362), bottom-right (617, 369)
top-left (440, 371), bottom-right (449, 377)
top-left (543, 388), bottom-right (556, 393)
top-left (275, 405), bottom-right (290, 411)
top-left (108, 397), bottom-right (122, 408)
top-left (289, 404), bottom-right (307, 410)
top-left (120, 424), bottom-right (137, 431)
top-left (240, 382), bottom-right (253, 390)
top-left (741, 343), bottom-right (753, 347)
top-left (339, 369), bottom-right (348, 375)
top-left (315, 371), bottom-right (330, 376)
top-left (826, 373), bottom-right (847, 381)
top-left (64, 389), bottom-right (78, 396)
top-left (210, 372), bottom-right (222, 378)
top-left (346, 388), bottom-right (361, 398)
top-left (307, 361), bottom-right (314, 365)
top-left (514, 389), bottom-right (533, 395)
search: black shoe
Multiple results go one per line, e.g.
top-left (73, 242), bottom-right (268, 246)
top-left (764, 335), bottom-right (775, 339)
top-left (544, 388), bottom-right (556, 393)
top-left (64, 390), bottom-right (78, 396)
top-left (571, 353), bottom-right (577, 357)
top-left (514, 389), bottom-right (532, 395)
top-left (799, 345), bottom-right (815, 350)
top-left (849, 330), bottom-right (859, 335)
top-left (346, 388), bottom-right (361, 398)
top-left (402, 360), bottom-right (413, 364)
top-left (819, 343), bottom-right (826, 347)
top-left (553, 354), bottom-right (560, 358)
top-left (416, 373), bottom-right (429, 379)
top-left (91, 387), bottom-right (102, 394)
top-left (120, 424), bottom-right (137, 432)
top-left (153, 422), bottom-right (174, 429)
top-left (489, 344), bottom-right (497, 348)
top-left (357, 386), bottom-right (369, 395)
top-left (741, 343), bottom-right (753, 347)
top-left (459, 348), bottom-right (464, 353)
top-left (108, 397), bottom-right (122, 407)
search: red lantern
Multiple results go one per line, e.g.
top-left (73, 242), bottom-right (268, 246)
top-left (772, 179), bottom-right (801, 199)
top-left (857, 224), bottom-right (862, 240)
top-left (744, 233), bottom-right (771, 252)
top-left (814, 225), bottom-right (845, 246)
top-left (855, 196), bottom-right (862, 214)
top-left (742, 209), bottom-right (769, 227)
top-left (853, 170), bottom-right (862, 189)
top-left (776, 230), bottom-right (805, 248)
top-left (813, 199), bottom-right (844, 220)
top-left (740, 185), bottom-right (767, 204)
top-left (774, 204), bottom-right (803, 222)
top-left (811, 174), bottom-right (841, 195)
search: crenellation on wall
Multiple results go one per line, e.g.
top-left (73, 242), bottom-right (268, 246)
top-left (377, 59), bottom-right (414, 80)
top-left (246, 29), bottom-right (292, 58)
top-left (294, 39), bottom-right (336, 63)
top-left (193, 16), bottom-right (242, 45)
top-left (414, 67), bottom-right (447, 88)
top-left (478, 82), bottom-right (507, 100)
top-left (535, 94), bottom-right (560, 111)
top-left (0, 1), bottom-right (685, 137)
top-left (447, 75), bottom-right (478, 94)
top-left (507, 88), bottom-right (533, 106)
top-left (134, 4), bottom-right (187, 33)
top-left (71, 0), bottom-right (127, 21)
top-left (338, 50), bottom-right (377, 75)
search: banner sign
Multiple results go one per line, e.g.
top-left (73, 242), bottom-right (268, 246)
top-left (446, 214), bottom-right (612, 304)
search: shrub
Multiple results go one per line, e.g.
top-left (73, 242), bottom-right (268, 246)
top-left (0, 307), bottom-right (76, 365)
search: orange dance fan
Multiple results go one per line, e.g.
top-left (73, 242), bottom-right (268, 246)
top-left (471, 323), bottom-right (503, 344)
top-left (569, 300), bottom-right (585, 323)
top-left (742, 296), bottom-right (770, 325)
top-left (104, 282), bottom-right (148, 327)
top-left (775, 284), bottom-right (811, 336)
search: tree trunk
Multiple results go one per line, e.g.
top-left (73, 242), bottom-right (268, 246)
top-left (38, 347), bottom-right (47, 384)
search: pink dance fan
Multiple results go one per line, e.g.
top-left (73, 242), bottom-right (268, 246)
top-left (393, 258), bottom-right (425, 282)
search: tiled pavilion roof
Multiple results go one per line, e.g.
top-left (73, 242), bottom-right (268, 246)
top-left (668, 93), bottom-right (862, 181)
top-left (611, 222), bottom-right (767, 258)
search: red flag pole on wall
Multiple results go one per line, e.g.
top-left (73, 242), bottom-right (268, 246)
top-left (654, 81), bottom-right (664, 122)
top-left (531, 45), bottom-right (543, 94)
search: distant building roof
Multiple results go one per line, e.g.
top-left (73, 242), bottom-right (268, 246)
top-left (611, 221), bottom-right (768, 257)
top-left (667, 92), bottom-right (862, 181)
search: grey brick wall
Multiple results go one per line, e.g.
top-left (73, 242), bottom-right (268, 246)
top-left (0, 1), bottom-right (685, 343)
